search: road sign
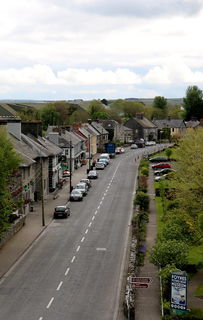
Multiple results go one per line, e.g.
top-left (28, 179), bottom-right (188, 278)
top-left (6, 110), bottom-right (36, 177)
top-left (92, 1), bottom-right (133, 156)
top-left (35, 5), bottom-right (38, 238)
top-left (131, 283), bottom-right (149, 289)
top-left (131, 277), bottom-right (152, 284)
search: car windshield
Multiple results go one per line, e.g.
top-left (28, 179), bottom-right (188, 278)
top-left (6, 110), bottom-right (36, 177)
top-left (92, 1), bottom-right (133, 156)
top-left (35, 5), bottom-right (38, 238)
top-left (76, 185), bottom-right (85, 189)
top-left (55, 206), bottom-right (66, 212)
top-left (72, 190), bottom-right (81, 194)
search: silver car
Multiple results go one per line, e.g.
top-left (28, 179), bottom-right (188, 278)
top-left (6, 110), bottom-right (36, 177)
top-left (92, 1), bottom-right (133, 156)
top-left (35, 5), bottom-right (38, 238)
top-left (70, 189), bottom-right (83, 201)
top-left (74, 183), bottom-right (88, 196)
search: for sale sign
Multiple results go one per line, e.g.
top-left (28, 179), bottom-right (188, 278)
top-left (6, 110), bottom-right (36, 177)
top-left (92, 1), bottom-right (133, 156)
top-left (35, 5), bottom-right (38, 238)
top-left (171, 273), bottom-right (187, 311)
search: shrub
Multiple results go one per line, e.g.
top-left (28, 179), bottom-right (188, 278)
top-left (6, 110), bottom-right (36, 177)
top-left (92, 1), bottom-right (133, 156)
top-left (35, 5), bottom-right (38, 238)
top-left (150, 240), bottom-right (189, 268)
top-left (134, 191), bottom-right (150, 211)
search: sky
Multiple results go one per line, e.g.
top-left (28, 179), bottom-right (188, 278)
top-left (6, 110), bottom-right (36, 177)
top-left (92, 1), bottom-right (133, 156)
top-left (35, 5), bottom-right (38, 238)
top-left (1, 0), bottom-right (203, 101)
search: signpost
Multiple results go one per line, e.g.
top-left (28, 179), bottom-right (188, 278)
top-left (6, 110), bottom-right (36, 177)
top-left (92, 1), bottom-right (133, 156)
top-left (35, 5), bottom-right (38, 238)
top-left (131, 277), bottom-right (152, 284)
top-left (171, 272), bottom-right (188, 314)
top-left (131, 283), bottom-right (149, 289)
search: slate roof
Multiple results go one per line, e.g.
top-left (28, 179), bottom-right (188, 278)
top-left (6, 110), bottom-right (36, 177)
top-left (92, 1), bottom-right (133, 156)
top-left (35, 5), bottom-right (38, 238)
top-left (90, 121), bottom-right (108, 134)
top-left (134, 117), bottom-right (157, 128)
top-left (152, 119), bottom-right (186, 129)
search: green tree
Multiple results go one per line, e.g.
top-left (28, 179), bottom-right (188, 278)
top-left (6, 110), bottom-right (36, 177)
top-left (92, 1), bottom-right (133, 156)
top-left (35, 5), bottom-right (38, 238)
top-left (40, 104), bottom-right (60, 129)
top-left (87, 100), bottom-right (108, 120)
top-left (0, 128), bottom-right (22, 233)
top-left (183, 85), bottom-right (203, 120)
top-left (153, 96), bottom-right (167, 110)
top-left (150, 239), bottom-right (188, 268)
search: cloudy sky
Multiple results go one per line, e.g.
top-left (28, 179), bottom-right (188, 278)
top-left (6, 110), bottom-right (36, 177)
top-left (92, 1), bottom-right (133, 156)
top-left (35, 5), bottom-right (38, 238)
top-left (1, 0), bottom-right (203, 101)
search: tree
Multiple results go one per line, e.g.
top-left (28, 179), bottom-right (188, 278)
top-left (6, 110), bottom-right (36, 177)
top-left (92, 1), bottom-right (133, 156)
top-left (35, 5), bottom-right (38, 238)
top-left (0, 128), bottom-right (22, 233)
top-left (153, 96), bottom-right (167, 110)
top-left (40, 104), bottom-right (60, 129)
top-left (87, 100), bottom-right (108, 120)
top-left (150, 239), bottom-right (188, 268)
top-left (183, 85), bottom-right (203, 120)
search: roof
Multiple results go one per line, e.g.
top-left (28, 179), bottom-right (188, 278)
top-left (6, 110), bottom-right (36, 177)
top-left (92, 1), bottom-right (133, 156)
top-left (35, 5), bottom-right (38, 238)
top-left (134, 117), bottom-right (157, 128)
top-left (184, 120), bottom-right (200, 128)
top-left (90, 121), bottom-right (108, 134)
top-left (152, 119), bottom-right (186, 129)
top-left (100, 119), bottom-right (119, 130)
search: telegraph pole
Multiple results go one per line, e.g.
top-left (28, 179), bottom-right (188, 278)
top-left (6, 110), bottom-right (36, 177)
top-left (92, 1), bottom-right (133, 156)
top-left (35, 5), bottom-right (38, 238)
top-left (40, 156), bottom-right (45, 226)
top-left (88, 134), bottom-right (91, 170)
top-left (69, 140), bottom-right (73, 193)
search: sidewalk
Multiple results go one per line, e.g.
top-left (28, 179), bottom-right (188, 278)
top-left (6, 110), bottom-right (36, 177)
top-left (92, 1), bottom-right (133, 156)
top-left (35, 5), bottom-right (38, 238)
top-left (0, 162), bottom-right (90, 280)
top-left (134, 167), bottom-right (161, 320)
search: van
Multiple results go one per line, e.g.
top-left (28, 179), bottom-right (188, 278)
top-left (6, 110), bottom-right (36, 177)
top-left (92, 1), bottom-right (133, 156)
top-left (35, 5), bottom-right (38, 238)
top-left (100, 153), bottom-right (110, 160)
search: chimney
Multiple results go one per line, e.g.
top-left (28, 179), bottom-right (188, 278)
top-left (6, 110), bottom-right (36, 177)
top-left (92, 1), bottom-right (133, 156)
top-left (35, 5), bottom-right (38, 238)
top-left (6, 118), bottom-right (22, 140)
top-left (21, 120), bottom-right (43, 137)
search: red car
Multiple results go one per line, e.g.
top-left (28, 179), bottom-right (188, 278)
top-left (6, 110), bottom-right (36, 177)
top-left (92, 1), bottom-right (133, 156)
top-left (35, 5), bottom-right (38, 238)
top-left (152, 162), bottom-right (171, 169)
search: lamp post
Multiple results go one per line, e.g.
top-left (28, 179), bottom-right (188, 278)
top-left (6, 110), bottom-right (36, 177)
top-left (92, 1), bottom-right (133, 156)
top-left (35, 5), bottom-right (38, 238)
top-left (88, 134), bottom-right (91, 170)
top-left (40, 155), bottom-right (45, 226)
top-left (69, 140), bottom-right (73, 193)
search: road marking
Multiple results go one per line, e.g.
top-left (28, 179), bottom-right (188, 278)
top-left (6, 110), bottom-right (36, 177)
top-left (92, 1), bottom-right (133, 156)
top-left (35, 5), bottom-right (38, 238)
top-left (92, 216), bottom-right (95, 221)
top-left (85, 229), bottom-right (88, 234)
top-left (100, 201), bottom-right (102, 205)
top-left (47, 297), bottom-right (54, 309)
top-left (95, 210), bottom-right (98, 215)
top-left (71, 256), bottom-right (75, 263)
top-left (88, 222), bottom-right (92, 227)
top-left (65, 267), bottom-right (70, 276)
top-left (56, 281), bottom-right (63, 291)
top-left (97, 205), bottom-right (100, 209)
top-left (76, 245), bottom-right (80, 252)
top-left (102, 196), bottom-right (104, 200)
top-left (96, 248), bottom-right (107, 251)
top-left (81, 236), bottom-right (85, 242)
top-left (39, 317), bottom-right (43, 320)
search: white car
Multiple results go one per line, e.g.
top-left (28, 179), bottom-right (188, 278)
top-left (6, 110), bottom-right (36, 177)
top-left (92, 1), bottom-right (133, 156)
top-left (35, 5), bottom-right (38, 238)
top-left (96, 162), bottom-right (105, 170)
top-left (87, 170), bottom-right (98, 179)
top-left (74, 183), bottom-right (88, 196)
top-left (70, 189), bottom-right (83, 201)
top-left (130, 144), bottom-right (138, 149)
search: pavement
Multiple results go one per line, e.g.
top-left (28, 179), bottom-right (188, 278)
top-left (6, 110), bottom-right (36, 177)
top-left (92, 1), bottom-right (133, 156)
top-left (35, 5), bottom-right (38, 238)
top-left (0, 161), bottom-right (90, 280)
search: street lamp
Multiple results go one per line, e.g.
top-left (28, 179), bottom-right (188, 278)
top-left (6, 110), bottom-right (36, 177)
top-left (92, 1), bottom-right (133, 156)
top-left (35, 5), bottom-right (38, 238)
top-left (69, 140), bottom-right (73, 193)
top-left (88, 134), bottom-right (91, 170)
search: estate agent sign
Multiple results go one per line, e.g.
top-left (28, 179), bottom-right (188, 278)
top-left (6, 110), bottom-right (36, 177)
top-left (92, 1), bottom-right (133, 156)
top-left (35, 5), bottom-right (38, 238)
top-left (171, 272), bottom-right (187, 311)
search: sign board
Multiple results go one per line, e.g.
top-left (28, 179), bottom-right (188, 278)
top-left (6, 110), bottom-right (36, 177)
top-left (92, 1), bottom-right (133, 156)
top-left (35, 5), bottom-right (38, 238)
top-left (131, 283), bottom-right (149, 289)
top-left (131, 277), bottom-right (152, 284)
top-left (171, 273), bottom-right (187, 311)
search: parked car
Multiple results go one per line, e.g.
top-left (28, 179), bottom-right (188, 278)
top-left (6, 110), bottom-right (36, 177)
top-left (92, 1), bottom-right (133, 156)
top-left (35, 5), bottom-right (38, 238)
top-left (145, 141), bottom-right (156, 146)
top-left (130, 144), bottom-right (138, 149)
top-left (98, 158), bottom-right (108, 166)
top-left (95, 161), bottom-right (105, 170)
top-left (154, 168), bottom-right (176, 176)
top-left (120, 147), bottom-right (125, 153)
top-left (87, 170), bottom-right (98, 179)
top-left (115, 147), bottom-right (122, 154)
top-left (152, 162), bottom-right (171, 169)
top-left (69, 189), bottom-right (83, 201)
top-left (74, 183), bottom-right (88, 196)
top-left (62, 170), bottom-right (70, 177)
top-left (149, 156), bottom-right (169, 162)
top-left (80, 178), bottom-right (92, 189)
top-left (53, 204), bottom-right (70, 219)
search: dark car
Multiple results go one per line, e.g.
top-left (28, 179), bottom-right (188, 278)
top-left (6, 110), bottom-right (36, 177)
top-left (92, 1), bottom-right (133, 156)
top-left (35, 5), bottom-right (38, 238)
top-left (152, 162), bottom-right (171, 169)
top-left (54, 204), bottom-right (70, 219)
top-left (154, 168), bottom-right (176, 176)
top-left (149, 156), bottom-right (169, 162)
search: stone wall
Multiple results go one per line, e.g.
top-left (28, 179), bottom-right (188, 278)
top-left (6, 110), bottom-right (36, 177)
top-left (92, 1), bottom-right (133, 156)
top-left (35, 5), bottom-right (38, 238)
top-left (0, 215), bottom-right (26, 250)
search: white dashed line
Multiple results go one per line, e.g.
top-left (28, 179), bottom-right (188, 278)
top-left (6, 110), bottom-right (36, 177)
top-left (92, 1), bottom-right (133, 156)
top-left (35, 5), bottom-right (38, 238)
top-left (97, 205), bottom-right (100, 210)
top-left (39, 317), bottom-right (43, 320)
top-left (76, 245), bottom-right (80, 252)
top-left (71, 256), bottom-right (75, 263)
top-left (81, 236), bottom-right (85, 242)
top-left (88, 222), bottom-right (92, 227)
top-left (65, 267), bottom-right (70, 276)
top-left (92, 216), bottom-right (95, 221)
top-left (95, 210), bottom-right (98, 215)
top-left (85, 229), bottom-right (88, 234)
top-left (46, 297), bottom-right (54, 309)
top-left (100, 201), bottom-right (102, 205)
top-left (102, 196), bottom-right (104, 200)
top-left (56, 281), bottom-right (63, 291)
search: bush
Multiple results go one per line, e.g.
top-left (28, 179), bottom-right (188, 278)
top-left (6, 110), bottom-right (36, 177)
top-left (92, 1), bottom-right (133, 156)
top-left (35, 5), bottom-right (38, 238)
top-left (162, 308), bottom-right (203, 319)
top-left (134, 191), bottom-right (150, 211)
top-left (150, 240), bottom-right (189, 268)
top-left (159, 264), bottom-right (181, 301)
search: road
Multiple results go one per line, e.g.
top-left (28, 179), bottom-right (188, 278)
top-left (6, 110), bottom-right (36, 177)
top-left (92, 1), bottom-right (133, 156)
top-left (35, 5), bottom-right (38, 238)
top-left (0, 145), bottom-right (166, 320)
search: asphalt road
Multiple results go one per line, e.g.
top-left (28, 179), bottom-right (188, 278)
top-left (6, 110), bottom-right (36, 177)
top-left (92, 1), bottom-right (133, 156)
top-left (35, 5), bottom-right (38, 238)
top-left (0, 145), bottom-right (166, 320)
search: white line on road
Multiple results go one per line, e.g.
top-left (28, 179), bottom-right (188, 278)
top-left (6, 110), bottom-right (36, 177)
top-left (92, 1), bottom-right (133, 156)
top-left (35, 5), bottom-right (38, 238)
top-left (97, 205), bottom-right (100, 209)
top-left (85, 229), bottom-right (88, 234)
top-left (65, 267), bottom-right (70, 276)
top-left (88, 222), bottom-right (92, 227)
top-left (56, 281), bottom-right (63, 291)
top-left (92, 216), bottom-right (95, 221)
top-left (81, 236), bottom-right (85, 242)
top-left (39, 317), bottom-right (43, 320)
top-left (100, 201), bottom-right (102, 205)
top-left (95, 210), bottom-right (98, 215)
top-left (46, 297), bottom-right (54, 309)
top-left (102, 196), bottom-right (104, 200)
top-left (76, 245), bottom-right (80, 252)
top-left (71, 256), bottom-right (75, 263)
